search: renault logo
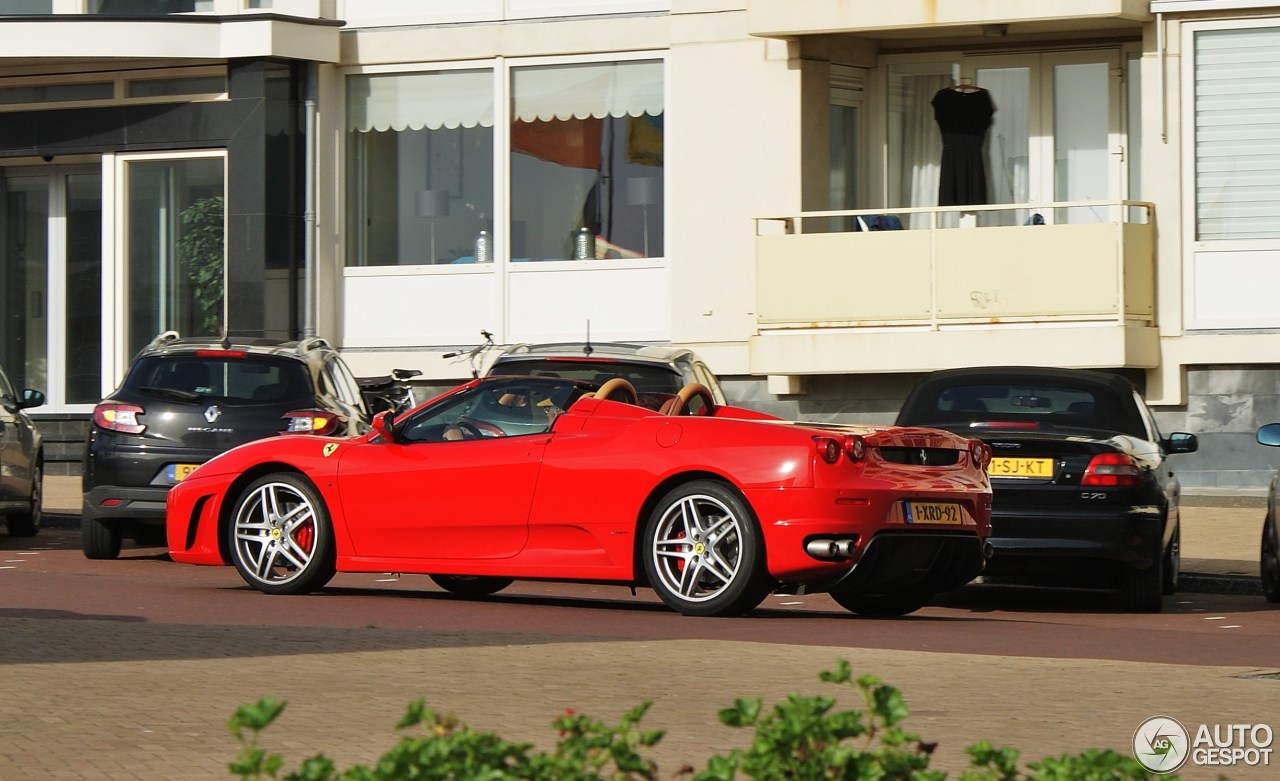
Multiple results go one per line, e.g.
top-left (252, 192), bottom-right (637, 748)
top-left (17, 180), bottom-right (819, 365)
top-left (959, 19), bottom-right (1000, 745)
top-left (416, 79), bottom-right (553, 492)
top-left (204, 405), bottom-right (221, 423)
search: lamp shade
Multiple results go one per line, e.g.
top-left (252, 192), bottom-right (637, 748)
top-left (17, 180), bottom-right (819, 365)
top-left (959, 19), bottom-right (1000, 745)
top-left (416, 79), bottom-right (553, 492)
top-left (626, 177), bottom-right (657, 207)
top-left (415, 189), bottom-right (450, 218)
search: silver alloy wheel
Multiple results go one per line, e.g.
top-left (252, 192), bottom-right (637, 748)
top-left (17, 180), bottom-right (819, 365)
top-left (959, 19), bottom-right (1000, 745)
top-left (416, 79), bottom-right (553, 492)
top-left (650, 492), bottom-right (744, 603)
top-left (232, 479), bottom-right (321, 587)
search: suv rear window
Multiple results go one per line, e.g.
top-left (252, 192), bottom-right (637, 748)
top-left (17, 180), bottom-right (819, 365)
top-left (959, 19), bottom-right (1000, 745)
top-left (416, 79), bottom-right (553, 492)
top-left (920, 383), bottom-right (1140, 435)
top-left (492, 358), bottom-right (681, 410)
top-left (124, 355), bottom-right (312, 405)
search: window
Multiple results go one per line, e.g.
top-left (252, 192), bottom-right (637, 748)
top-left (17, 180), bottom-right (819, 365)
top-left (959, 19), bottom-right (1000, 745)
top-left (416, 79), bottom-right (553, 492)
top-left (510, 60), bottom-right (664, 260)
top-left (346, 69), bottom-right (495, 266)
top-left (344, 57), bottom-right (664, 267)
top-left (122, 154), bottom-right (226, 355)
top-left (1193, 26), bottom-right (1280, 241)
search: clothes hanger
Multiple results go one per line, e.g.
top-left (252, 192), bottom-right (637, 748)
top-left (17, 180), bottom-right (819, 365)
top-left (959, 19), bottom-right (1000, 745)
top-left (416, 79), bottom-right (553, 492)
top-left (949, 78), bottom-right (984, 93)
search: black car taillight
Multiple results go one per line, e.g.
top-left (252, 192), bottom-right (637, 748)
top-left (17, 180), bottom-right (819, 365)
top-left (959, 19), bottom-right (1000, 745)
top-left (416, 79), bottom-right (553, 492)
top-left (1081, 452), bottom-right (1143, 487)
top-left (93, 402), bottom-right (146, 435)
top-left (283, 409), bottom-right (341, 436)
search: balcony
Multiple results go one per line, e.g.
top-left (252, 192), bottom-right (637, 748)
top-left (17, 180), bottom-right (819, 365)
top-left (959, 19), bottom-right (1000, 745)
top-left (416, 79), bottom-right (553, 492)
top-left (750, 201), bottom-right (1158, 381)
top-left (746, 0), bottom-right (1150, 40)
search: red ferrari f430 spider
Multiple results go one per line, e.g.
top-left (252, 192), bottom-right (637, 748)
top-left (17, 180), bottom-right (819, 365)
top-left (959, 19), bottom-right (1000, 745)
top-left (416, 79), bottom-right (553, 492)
top-left (167, 375), bottom-right (992, 617)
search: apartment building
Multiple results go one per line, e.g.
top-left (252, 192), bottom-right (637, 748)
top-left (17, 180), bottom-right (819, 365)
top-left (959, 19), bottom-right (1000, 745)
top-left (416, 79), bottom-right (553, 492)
top-left (1, 1), bottom-right (1277, 491)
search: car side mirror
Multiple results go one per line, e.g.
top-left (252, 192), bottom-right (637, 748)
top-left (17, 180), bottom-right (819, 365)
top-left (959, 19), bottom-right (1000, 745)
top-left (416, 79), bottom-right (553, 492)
top-left (1165, 431), bottom-right (1198, 454)
top-left (19, 389), bottom-right (45, 410)
top-left (372, 409), bottom-right (396, 443)
top-left (1258, 423), bottom-right (1280, 448)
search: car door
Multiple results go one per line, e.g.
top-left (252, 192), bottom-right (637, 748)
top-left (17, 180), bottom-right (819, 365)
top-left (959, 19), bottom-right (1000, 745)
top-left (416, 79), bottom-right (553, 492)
top-left (333, 382), bottom-right (552, 561)
top-left (0, 367), bottom-right (27, 506)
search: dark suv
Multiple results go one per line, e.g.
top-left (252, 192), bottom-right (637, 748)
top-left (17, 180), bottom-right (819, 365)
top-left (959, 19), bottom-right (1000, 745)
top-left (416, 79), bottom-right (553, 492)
top-left (82, 332), bottom-right (372, 559)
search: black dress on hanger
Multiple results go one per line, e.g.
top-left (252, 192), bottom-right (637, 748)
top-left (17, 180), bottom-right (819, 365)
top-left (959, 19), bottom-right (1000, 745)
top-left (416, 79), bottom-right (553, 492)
top-left (931, 85), bottom-right (996, 207)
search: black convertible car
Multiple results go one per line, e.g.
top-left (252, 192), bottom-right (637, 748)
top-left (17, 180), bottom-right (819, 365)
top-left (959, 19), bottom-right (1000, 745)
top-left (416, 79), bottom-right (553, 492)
top-left (897, 366), bottom-right (1198, 612)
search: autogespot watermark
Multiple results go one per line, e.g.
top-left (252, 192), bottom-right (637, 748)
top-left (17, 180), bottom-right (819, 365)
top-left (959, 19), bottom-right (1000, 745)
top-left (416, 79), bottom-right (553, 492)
top-left (1133, 715), bottom-right (1274, 774)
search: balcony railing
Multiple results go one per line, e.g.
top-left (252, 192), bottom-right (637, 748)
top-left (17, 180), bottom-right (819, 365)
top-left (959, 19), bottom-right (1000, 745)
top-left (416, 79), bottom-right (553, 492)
top-left (755, 200), bottom-right (1154, 331)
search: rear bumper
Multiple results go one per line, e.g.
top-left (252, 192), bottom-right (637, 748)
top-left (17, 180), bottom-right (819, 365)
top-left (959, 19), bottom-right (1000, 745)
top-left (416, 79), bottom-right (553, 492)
top-left (984, 507), bottom-right (1166, 569)
top-left (82, 484), bottom-right (170, 525)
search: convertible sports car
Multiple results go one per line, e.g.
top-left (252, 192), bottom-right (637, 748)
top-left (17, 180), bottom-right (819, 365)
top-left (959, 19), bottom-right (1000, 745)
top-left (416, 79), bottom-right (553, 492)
top-left (167, 375), bottom-right (993, 617)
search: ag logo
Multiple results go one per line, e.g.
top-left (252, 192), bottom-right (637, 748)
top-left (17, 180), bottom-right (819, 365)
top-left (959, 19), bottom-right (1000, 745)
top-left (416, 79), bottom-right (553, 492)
top-left (322, 443), bottom-right (339, 458)
top-left (1134, 715), bottom-right (1190, 773)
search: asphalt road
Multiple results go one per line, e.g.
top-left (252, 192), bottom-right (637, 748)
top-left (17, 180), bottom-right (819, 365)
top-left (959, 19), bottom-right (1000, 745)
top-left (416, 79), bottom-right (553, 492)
top-left (2, 527), bottom-right (1277, 780)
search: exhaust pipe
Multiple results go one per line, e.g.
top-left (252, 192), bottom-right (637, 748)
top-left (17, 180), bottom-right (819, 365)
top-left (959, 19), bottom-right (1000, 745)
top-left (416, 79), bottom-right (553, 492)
top-left (805, 537), bottom-right (858, 560)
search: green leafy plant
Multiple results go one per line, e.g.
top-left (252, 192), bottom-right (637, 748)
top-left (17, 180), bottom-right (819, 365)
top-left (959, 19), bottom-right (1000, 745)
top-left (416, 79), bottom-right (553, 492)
top-left (176, 194), bottom-right (225, 336)
top-left (228, 661), bottom-right (1177, 780)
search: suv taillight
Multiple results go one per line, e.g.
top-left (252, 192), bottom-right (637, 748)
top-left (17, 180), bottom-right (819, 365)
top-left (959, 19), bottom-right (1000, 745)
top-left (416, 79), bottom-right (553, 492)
top-left (93, 402), bottom-right (146, 435)
top-left (283, 410), bottom-right (340, 436)
top-left (1081, 452), bottom-right (1143, 487)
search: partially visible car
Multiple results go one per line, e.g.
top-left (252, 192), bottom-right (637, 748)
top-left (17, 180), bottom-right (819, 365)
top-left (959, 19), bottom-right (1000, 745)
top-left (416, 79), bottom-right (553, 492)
top-left (82, 332), bottom-right (374, 560)
top-left (167, 374), bottom-right (993, 617)
top-left (896, 366), bottom-right (1198, 612)
top-left (0, 361), bottom-right (44, 538)
top-left (1252, 423), bottom-right (1280, 603)
top-left (486, 340), bottom-right (727, 412)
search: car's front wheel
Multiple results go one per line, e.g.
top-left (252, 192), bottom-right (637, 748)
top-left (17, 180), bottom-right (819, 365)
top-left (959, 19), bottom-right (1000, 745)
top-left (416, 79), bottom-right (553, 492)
top-left (82, 515), bottom-right (122, 559)
top-left (429, 575), bottom-right (514, 595)
top-left (7, 460), bottom-right (41, 538)
top-left (642, 480), bottom-right (769, 617)
top-left (1262, 513), bottom-right (1280, 604)
top-left (228, 473), bottom-right (336, 595)
top-left (829, 589), bottom-right (933, 618)
top-left (1163, 522), bottom-right (1181, 596)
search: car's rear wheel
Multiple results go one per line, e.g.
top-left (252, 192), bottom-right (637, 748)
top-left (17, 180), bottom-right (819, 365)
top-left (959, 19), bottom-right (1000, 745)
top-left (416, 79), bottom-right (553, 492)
top-left (82, 515), bottom-right (122, 559)
top-left (228, 473), bottom-right (336, 595)
top-left (429, 575), bottom-right (514, 595)
top-left (1121, 553), bottom-right (1164, 613)
top-left (1262, 514), bottom-right (1280, 604)
top-left (643, 480), bottom-right (769, 617)
top-left (7, 460), bottom-right (41, 538)
top-left (829, 589), bottom-right (933, 617)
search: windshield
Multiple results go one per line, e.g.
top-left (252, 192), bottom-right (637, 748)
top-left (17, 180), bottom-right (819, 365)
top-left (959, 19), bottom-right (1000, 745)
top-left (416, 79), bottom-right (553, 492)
top-left (399, 378), bottom-right (591, 442)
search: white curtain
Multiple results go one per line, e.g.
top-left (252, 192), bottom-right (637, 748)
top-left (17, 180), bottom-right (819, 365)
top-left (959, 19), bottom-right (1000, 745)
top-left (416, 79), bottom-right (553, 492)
top-left (888, 69), bottom-right (948, 229)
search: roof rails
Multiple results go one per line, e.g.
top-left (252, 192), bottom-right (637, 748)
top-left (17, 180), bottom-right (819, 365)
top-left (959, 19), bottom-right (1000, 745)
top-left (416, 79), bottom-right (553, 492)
top-left (295, 337), bottom-right (332, 356)
top-left (148, 330), bottom-right (182, 350)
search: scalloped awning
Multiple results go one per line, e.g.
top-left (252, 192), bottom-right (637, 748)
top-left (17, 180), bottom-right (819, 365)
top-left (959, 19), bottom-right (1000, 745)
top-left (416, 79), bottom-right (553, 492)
top-left (347, 60), bottom-right (662, 133)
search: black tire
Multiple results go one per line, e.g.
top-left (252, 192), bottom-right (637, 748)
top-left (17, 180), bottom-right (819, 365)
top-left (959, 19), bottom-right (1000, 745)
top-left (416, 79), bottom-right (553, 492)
top-left (82, 515), bottom-right (123, 560)
top-left (830, 589), bottom-right (933, 618)
top-left (642, 480), bottom-right (769, 617)
top-left (6, 460), bottom-right (41, 538)
top-left (1162, 522), bottom-right (1180, 596)
top-left (429, 575), bottom-right (514, 595)
top-left (1121, 553), bottom-right (1164, 613)
top-left (1262, 514), bottom-right (1280, 604)
top-left (227, 473), bottom-right (336, 595)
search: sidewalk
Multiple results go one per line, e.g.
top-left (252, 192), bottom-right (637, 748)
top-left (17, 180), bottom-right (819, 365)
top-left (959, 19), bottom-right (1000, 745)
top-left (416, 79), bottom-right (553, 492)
top-left (40, 475), bottom-right (1265, 593)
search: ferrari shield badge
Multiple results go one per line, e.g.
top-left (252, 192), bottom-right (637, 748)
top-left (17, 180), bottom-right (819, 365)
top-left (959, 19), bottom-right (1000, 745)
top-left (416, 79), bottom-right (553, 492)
top-left (322, 443), bottom-right (339, 458)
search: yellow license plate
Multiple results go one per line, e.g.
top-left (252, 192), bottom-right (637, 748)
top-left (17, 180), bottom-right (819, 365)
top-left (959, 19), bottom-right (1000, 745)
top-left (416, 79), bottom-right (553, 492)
top-left (905, 501), bottom-right (962, 525)
top-left (169, 463), bottom-right (201, 482)
top-left (988, 457), bottom-right (1054, 478)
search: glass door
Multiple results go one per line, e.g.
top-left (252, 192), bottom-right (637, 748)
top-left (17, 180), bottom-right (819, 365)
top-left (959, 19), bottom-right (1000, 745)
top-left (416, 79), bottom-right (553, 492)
top-left (0, 165), bottom-right (102, 409)
top-left (967, 50), bottom-right (1124, 225)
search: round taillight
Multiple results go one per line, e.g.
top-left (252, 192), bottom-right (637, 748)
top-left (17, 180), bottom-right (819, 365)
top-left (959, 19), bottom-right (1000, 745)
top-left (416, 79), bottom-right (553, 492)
top-left (844, 435), bottom-right (866, 462)
top-left (968, 438), bottom-right (992, 468)
top-left (815, 437), bottom-right (842, 464)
